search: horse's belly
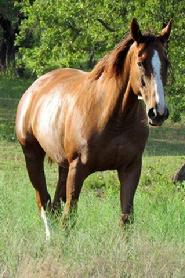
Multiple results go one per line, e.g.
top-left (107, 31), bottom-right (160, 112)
top-left (38, 137), bottom-right (65, 163)
top-left (92, 145), bottom-right (137, 171)
top-left (33, 123), bottom-right (64, 163)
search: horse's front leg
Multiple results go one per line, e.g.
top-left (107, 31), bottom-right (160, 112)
top-left (117, 156), bottom-right (142, 225)
top-left (62, 157), bottom-right (88, 226)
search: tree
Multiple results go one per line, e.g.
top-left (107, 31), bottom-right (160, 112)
top-left (0, 1), bottom-right (21, 70)
top-left (15, 0), bottom-right (129, 75)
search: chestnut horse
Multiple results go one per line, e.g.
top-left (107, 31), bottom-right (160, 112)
top-left (16, 19), bottom-right (172, 239)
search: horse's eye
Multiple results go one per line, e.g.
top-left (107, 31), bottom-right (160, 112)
top-left (138, 62), bottom-right (142, 67)
top-left (141, 77), bottom-right (145, 87)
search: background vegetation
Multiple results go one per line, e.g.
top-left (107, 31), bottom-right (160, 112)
top-left (0, 0), bottom-right (185, 120)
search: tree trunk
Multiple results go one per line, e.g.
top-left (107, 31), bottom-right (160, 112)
top-left (0, 16), bottom-right (17, 70)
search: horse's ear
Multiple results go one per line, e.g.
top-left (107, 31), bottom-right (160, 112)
top-left (130, 18), bottom-right (142, 43)
top-left (158, 19), bottom-right (172, 44)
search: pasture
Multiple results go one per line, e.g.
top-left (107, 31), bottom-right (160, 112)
top-left (0, 76), bottom-right (185, 277)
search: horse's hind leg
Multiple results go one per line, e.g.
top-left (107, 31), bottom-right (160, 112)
top-left (52, 163), bottom-right (69, 212)
top-left (22, 140), bottom-right (51, 239)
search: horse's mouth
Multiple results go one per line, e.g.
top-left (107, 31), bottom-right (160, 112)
top-left (149, 120), bottom-right (163, 126)
top-left (148, 108), bottom-right (169, 127)
top-left (148, 116), bottom-right (167, 126)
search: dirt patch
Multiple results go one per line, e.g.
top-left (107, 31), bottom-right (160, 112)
top-left (16, 256), bottom-right (69, 278)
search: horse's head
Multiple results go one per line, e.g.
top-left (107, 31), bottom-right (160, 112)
top-left (129, 19), bottom-right (172, 126)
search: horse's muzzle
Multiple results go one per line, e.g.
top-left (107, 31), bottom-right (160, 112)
top-left (148, 107), bottom-right (169, 126)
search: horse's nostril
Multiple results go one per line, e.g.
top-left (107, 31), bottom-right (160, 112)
top-left (148, 108), bottom-right (157, 120)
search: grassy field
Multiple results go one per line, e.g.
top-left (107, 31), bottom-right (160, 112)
top-left (0, 76), bottom-right (185, 277)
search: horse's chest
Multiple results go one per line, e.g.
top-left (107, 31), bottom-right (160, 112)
top-left (88, 128), bottom-right (148, 171)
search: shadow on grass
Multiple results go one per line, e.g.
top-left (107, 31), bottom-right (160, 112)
top-left (145, 126), bottom-right (185, 156)
top-left (0, 77), bottom-right (33, 141)
top-left (0, 98), bottom-right (18, 141)
top-left (0, 76), bottom-right (33, 99)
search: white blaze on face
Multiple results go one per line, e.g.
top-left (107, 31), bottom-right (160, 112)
top-left (151, 50), bottom-right (165, 115)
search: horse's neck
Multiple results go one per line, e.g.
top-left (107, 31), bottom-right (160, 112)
top-left (97, 80), bottom-right (146, 134)
top-left (94, 59), bottom-right (139, 129)
top-left (109, 81), bottom-right (141, 128)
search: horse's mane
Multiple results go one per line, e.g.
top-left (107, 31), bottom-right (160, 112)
top-left (89, 34), bottom-right (134, 80)
top-left (89, 32), bottom-right (157, 81)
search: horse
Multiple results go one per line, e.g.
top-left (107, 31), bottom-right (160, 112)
top-left (16, 19), bottom-right (172, 240)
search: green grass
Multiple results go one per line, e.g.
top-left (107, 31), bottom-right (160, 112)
top-left (0, 76), bottom-right (185, 277)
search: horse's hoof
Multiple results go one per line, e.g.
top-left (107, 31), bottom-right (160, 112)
top-left (45, 196), bottom-right (52, 212)
top-left (51, 202), bottom-right (63, 216)
top-left (120, 213), bottom-right (134, 226)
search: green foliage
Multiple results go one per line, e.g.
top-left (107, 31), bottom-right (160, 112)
top-left (15, 0), bottom-right (127, 75)
top-left (14, 0), bottom-right (185, 120)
